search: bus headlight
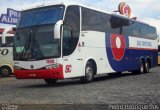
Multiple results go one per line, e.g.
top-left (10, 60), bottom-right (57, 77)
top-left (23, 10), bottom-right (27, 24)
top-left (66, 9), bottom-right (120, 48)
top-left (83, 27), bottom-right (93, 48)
top-left (45, 64), bottom-right (60, 69)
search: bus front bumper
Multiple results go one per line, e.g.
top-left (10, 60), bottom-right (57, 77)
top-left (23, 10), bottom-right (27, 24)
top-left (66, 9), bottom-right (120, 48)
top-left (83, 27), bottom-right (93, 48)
top-left (14, 65), bottom-right (64, 79)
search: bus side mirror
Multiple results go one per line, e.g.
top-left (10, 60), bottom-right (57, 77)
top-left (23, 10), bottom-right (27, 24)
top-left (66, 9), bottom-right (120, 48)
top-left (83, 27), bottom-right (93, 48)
top-left (54, 20), bottom-right (63, 39)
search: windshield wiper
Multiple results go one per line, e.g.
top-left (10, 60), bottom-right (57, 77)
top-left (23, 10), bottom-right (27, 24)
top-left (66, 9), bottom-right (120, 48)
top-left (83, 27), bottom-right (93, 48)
top-left (32, 39), bottom-right (44, 58)
top-left (20, 30), bottom-right (32, 59)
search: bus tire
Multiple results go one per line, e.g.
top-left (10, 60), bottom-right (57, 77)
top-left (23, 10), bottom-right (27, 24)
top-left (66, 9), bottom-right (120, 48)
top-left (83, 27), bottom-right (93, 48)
top-left (138, 60), bottom-right (145, 74)
top-left (144, 61), bottom-right (150, 73)
top-left (0, 66), bottom-right (12, 77)
top-left (81, 62), bottom-right (95, 83)
top-left (44, 79), bottom-right (57, 85)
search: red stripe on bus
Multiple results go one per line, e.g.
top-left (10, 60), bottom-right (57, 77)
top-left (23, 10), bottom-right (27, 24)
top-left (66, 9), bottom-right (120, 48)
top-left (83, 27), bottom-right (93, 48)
top-left (129, 47), bottom-right (158, 51)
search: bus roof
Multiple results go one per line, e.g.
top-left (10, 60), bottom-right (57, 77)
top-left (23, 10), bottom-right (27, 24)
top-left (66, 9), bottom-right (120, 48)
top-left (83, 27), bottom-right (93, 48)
top-left (22, 2), bottom-right (155, 29)
top-left (23, 2), bottom-right (111, 15)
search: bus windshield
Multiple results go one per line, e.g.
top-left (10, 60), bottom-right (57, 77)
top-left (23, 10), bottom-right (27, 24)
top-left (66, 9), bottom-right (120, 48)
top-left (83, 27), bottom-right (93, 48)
top-left (18, 5), bottom-right (64, 28)
top-left (14, 5), bottom-right (64, 61)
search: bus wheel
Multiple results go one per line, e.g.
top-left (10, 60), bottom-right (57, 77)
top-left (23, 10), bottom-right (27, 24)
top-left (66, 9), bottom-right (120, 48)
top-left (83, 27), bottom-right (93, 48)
top-left (44, 79), bottom-right (57, 85)
top-left (138, 60), bottom-right (145, 74)
top-left (144, 61), bottom-right (150, 73)
top-left (0, 66), bottom-right (12, 77)
top-left (81, 62), bottom-right (95, 83)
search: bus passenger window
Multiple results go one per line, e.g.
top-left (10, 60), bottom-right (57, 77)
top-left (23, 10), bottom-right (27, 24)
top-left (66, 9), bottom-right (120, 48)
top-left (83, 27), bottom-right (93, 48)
top-left (63, 25), bottom-right (72, 55)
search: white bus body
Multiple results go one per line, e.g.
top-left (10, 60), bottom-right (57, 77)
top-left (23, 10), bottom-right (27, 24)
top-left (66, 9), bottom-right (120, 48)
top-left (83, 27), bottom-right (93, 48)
top-left (13, 3), bottom-right (158, 84)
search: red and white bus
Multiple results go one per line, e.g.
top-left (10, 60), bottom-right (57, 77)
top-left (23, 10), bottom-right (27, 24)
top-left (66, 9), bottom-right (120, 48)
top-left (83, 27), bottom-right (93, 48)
top-left (13, 3), bottom-right (158, 84)
top-left (0, 27), bottom-right (15, 77)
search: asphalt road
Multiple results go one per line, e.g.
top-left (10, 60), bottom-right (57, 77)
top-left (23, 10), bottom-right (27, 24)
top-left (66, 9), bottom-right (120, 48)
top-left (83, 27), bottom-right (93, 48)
top-left (0, 66), bottom-right (160, 105)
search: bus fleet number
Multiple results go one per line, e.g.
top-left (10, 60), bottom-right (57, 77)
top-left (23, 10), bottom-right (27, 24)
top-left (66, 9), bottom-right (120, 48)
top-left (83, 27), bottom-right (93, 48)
top-left (0, 49), bottom-right (9, 56)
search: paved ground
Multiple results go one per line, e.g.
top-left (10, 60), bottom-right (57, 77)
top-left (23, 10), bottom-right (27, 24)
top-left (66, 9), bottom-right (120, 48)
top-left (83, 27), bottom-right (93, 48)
top-left (0, 66), bottom-right (160, 105)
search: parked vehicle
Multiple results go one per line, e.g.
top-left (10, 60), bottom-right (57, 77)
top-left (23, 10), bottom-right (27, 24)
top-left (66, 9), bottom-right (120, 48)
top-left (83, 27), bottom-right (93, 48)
top-left (0, 27), bottom-right (15, 77)
top-left (13, 3), bottom-right (158, 84)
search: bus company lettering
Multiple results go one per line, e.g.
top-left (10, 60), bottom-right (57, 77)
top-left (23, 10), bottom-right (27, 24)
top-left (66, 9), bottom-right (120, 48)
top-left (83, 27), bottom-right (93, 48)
top-left (0, 49), bottom-right (9, 56)
top-left (137, 40), bottom-right (152, 47)
top-left (65, 65), bottom-right (72, 73)
top-left (46, 59), bottom-right (54, 64)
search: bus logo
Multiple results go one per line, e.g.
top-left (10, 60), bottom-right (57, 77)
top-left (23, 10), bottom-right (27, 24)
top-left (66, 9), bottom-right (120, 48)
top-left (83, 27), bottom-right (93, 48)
top-left (65, 65), bottom-right (72, 73)
top-left (110, 34), bottom-right (126, 61)
top-left (118, 2), bottom-right (131, 17)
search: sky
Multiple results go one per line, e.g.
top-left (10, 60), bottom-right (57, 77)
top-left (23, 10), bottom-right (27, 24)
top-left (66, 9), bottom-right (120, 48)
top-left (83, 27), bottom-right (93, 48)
top-left (0, 0), bottom-right (160, 38)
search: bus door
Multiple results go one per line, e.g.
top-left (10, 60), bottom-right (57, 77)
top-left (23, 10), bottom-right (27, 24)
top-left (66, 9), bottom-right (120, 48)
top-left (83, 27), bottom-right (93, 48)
top-left (62, 6), bottom-right (83, 78)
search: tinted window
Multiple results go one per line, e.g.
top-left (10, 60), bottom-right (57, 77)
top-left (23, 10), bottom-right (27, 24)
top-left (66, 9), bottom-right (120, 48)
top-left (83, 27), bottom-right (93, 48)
top-left (158, 45), bottom-right (160, 52)
top-left (110, 15), bottom-right (131, 34)
top-left (6, 37), bottom-right (14, 47)
top-left (129, 22), bottom-right (157, 40)
top-left (82, 7), bottom-right (111, 32)
top-left (18, 5), bottom-right (64, 28)
top-left (63, 6), bottom-right (80, 56)
top-left (82, 8), bottom-right (132, 35)
top-left (82, 7), bottom-right (157, 40)
top-left (132, 22), bottom-right (141, 37)
top-left (122, 25), bottom-right (133, 36)
top-left (141, 25), bottom-right (157, 39)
